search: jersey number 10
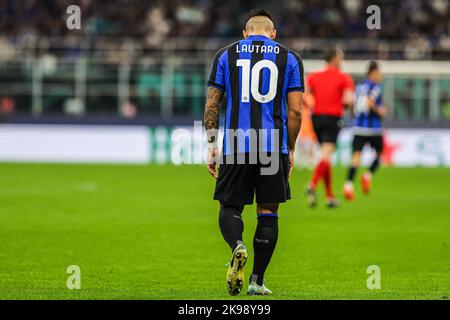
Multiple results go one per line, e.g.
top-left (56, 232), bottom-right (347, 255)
top-left (236, 59), bottom-right (278, 104)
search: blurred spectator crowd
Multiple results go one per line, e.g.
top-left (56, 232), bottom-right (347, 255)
top-left (0, 0), bottom-right (450, 122)
top-left (0, 0), bottom-right (449, 59)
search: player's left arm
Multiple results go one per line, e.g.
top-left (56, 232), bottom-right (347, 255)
top-left (287, 91), bottom-right (303, 155)
top-left (376, 90), bottom-right (388, 118)
top-left (286, 52), bottom-right (305, 177)
top-left (375, 104), bottom-right (388, 118)
top-left (368, 99), bottom-right (386, 117)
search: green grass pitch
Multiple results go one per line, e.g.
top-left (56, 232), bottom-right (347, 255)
top-left (0, 163), bottom-right (449, 300)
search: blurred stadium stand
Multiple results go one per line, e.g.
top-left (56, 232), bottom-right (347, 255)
top-left (0, 0), bottom-right (450, 127)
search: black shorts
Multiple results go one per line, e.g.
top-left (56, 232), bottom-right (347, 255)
top-left (214, 154), bottom-right (291, 205)
top-left (352, 134), bottom-right (383, 153)
top-left (312, 115), bottom-right (344, 144)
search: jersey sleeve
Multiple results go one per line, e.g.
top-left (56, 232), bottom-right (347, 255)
top-left (207, 48), bottom-right (227, 91)
top-left (286, 51), bottom-right (305, 93)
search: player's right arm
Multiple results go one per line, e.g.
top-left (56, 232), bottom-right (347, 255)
top-left (204, 86), bottom-right (224, 178)
top-left (204, 49), bottom-right (227, 178)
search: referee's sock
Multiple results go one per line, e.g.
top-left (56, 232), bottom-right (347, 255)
top-left (310, 160), bottom-right (327, 189)
top-left (251, 215), bottom-right (278, 286)
top-left (219, 206), bottom-right (244, 252)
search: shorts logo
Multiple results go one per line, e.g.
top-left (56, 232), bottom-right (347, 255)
top-left (255, 238), bottom-right (269, 244)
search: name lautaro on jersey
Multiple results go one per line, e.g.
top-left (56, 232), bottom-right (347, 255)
top-left (236, 43), bottom-right (280, 54)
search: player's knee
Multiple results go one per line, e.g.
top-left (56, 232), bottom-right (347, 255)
top-left (219, 205), bottom-right (244, 227)
top-left (220, 202), bottom-right (244, 214)
top-left (321, 144), bottom-right (335, 160)
top-left (321, 153), bottom-right (331, 163)
top-left (256, 203), bottom-right (279, 215)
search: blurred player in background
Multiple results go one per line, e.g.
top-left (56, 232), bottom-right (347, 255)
top-left (204, 9), bottom-right (304, 296)
top-left (343, 61), bottom-right (387, 200)
top-left (304, 49), bottom-right (354, 208)
top-left (297, 99), bottom-right (318, 168)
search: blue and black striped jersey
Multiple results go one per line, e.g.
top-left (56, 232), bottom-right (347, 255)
top-left (353, 79), bottom-right (383, 135)
top-left (207, 35), bottom-right (304, 155)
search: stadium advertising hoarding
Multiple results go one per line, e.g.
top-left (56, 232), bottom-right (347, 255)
top-left (0, 125), bottom-right (150, 163)
top-left (0, 124), bottom-right (449, 167)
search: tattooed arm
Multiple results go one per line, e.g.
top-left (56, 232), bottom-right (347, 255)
top-left (204, 86), bottom-right (224, 145)
top-left (204, 86), bottom-right (224, 178)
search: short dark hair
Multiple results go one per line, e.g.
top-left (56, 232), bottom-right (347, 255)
top-left (245, 9), bottom-right (274, 25)
top-left (367, 60), bottom-right (379, 76)
top-left (324, 48), bottom-right (343, 63)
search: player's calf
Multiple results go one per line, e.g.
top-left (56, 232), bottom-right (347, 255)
top-left (219, 204), bottom-right (244, 251)
top-left (250, 204), bottom-right (279, 293)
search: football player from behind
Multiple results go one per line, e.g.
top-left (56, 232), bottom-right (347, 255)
top-left (343, 61), bottom-right (387, 200)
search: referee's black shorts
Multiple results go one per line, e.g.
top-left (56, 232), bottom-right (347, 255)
top-left (213, 153), bottom-right (291, 206)
top-left (311, 114), bottom-right (344, 144)
top-left (352, 134), bottom-right (383, 153)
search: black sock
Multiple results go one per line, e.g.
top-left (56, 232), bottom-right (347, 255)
top-left (219, 206), bottom-right (244, 252)
top-left (369, 157), bottom-right (380, 174)
top-left (251, 215), bottom-right (278, 286)
top-left (347, 166), bottom-right (357, 181)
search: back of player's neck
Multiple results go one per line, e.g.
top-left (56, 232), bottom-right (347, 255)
top-left (248, 33), bottom-right (269, 38)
